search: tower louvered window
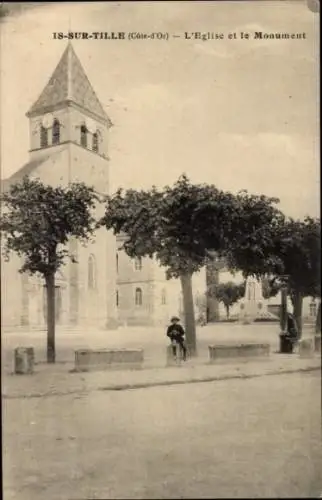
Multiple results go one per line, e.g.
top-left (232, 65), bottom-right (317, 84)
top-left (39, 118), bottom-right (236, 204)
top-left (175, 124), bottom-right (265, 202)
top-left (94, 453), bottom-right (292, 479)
top-left (52, 119), bottom-right (60, 145)
top-left (40, 126), bottom-right (48, 148)
top-left (80, 125), bottom-right (88, 148)
top-left (92, 132), bottom-right (99, 153)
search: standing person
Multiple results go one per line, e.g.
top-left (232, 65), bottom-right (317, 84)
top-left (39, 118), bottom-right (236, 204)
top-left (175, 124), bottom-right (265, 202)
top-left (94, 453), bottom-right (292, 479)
top-left (287, 312), bottom-right (299, 340)
top-left (166, 316), bottom-right (187, 361)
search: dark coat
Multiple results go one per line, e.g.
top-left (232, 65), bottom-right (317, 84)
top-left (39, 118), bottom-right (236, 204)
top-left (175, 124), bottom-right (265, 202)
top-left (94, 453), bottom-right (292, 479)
top-left (287, 314), bottom-right (298, 338)
top-left (167, 323), bottom-right (185, 342)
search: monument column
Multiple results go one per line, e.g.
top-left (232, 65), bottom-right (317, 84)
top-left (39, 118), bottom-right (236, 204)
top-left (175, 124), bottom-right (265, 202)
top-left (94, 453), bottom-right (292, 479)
top-left (240, 277), bottom-right (268, 323)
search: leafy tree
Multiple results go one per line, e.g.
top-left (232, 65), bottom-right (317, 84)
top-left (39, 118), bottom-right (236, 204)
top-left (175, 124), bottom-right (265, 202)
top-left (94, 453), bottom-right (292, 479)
top-left (100, 175), bottom-right (239, 355)
top-left (207, 281), bottom-right (245, 319)
top-left (262, 277), bottom-right (281, 299)
top-left (272, 216), bottom-right (321, 336)
top-left (223, 191), bottom-right (285, 277)
top-left (0, 177), bottom-right (98, 363)
top-left (226, 207), bottom-right (320, 336)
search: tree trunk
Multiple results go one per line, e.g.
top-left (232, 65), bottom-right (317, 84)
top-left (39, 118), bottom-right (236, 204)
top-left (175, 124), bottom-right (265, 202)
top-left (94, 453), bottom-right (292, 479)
top-left (225, 305), bottom-right (230, 319)
top-left (45, 273), bottom-right (56, 363)
top-left (315, 302), bottom-right (321, 334)
top-left (180, 273), bottom-right (197, 357)
top-left (280, 286), bottom-right (288, 332)
top-left (292, 290), bottom-right (303, 339)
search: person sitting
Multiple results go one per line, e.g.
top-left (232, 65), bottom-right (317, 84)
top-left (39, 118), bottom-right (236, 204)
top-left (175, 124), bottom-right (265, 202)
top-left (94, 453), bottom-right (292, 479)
top-left (166, 316), bottom-right (187, 361)
top-left (287, 313), bottom-right (299, 340)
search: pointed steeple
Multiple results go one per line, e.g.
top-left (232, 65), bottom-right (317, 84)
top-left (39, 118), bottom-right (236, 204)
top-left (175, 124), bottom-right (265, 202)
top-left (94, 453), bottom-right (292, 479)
top-left (26, 43), bottom-right (110, 125)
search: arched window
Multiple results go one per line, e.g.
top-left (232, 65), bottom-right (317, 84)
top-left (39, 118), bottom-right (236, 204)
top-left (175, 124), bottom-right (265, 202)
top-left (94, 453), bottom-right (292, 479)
top-left (88, 254), bottom-right (97, 290)
top-left (92, 132), bottom-right (99, 153)
top-left (80, 125), bottom-right (88, 148)
top-left (161, 288), bottom-right (167, 305)
top-left (52, 119), bottom-right (60, 145)
top-left (40, 126), bottom-right (48, 148)
top-left (135, 287), bottom-right (142, 306)
top-left (134, 257), bottom-right (142, 271)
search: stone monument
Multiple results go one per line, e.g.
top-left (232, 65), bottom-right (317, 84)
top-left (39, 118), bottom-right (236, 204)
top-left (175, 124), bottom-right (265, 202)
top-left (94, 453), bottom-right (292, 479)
top-left (239, 277), bottom-right (268, 324)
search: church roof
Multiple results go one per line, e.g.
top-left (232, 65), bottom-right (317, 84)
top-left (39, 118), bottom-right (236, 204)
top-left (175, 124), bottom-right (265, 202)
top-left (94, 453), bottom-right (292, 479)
top-left (1, 148), bottom-right (67, 192)
top-left (26, 43), bottom-right (110, 124)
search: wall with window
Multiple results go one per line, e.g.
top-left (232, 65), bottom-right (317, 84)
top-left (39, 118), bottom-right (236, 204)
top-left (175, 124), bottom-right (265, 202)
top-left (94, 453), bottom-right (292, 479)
top-left (135, 287), bottom-right (143, 306)
top-left (29, 106), bottom-right (109, 159)
top-left (116, 282), bottom-right (155, 326)
top-left (116, 240), bottom-right (154, 283)
top-left (29, 108), bottom-right (68, 153)
top-left (72, 225), bottom-right (117, 327)
top-left (68, 107), bottom-right (108, 157)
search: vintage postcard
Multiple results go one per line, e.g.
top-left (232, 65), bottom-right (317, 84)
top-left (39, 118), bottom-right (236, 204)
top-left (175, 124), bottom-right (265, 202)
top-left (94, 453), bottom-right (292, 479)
top-left (1, 1), bottom-right (320, 499)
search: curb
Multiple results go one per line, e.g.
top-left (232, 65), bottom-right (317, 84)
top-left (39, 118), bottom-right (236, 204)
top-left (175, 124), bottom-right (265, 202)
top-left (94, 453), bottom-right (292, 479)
top-left (99, 365), bottom-right (321, 392)
top-left (2, 365), bottom-right (320, 400)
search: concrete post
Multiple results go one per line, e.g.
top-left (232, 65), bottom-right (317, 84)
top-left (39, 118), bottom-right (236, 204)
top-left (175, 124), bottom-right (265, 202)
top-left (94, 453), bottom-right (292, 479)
top-left (14, 347), bottom-right (34, 374)
top-left (298, 338), bottom-right (314, 358)
top-left (314, 335), bottom-right (321, 353)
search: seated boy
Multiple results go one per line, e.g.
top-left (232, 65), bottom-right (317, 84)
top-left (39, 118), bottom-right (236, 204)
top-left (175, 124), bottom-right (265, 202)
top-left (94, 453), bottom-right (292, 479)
top-left (166, 316), bottom-right (187, 361)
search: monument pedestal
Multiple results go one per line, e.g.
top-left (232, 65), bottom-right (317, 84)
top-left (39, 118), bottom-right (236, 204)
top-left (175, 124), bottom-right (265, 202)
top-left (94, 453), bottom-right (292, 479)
top-left (239, 277), bottom-right (268, 323)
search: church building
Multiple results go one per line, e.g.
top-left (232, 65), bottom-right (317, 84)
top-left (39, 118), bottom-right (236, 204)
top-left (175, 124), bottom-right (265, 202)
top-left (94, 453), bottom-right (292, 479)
top-left (2, 43), bottom-right (317, 331)
top-left (1, 43), bottom-right (118, 329)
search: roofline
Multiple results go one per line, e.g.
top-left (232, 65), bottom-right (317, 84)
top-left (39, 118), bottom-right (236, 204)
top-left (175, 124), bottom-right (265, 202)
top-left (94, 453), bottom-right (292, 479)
top-left (28, 139), bottom-right (110, 161)
top-left (26, 101), bottom-right (113, 128)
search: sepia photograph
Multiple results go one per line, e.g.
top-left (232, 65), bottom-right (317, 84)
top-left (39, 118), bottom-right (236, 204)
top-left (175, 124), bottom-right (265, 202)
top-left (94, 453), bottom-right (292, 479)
top-left (0, 1), bottom-right (320, 498)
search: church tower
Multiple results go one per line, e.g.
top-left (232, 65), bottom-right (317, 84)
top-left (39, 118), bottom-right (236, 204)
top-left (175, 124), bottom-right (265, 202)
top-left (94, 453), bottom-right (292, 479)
top-left (23, 43), bottom-right (118, 329)
top-left (26, 42), bottom-right (112, 192)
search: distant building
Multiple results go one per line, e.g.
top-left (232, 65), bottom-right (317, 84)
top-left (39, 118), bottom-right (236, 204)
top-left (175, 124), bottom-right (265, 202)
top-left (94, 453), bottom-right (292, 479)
top-left (116, 234), bottom-right (206, 326)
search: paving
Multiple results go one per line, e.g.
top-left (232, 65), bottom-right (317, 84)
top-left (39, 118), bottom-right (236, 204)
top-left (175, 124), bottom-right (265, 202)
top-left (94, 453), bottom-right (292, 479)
top-left (2, 323), bottom-right (321, 499)
top-left (3, 372), bottom-right (322, 499)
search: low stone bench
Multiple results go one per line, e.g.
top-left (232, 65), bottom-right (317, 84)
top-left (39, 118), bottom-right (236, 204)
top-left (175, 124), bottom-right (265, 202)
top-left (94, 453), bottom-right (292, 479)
top-left (298, 338), bottom-right (314, 358)
top-left (14, 347), bottom-right (34, 374)
top-left (74, 348), bottom-right (144, 372)
top-left (208, 343), bottom-right (270, 363)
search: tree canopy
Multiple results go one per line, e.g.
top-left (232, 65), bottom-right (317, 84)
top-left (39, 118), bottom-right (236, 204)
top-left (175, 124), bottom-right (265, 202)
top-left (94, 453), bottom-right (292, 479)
top-left (262, 277), bottom-right (281, 299)
top-left (1, 177), bottom-right (99, 276)
top-left (100, 175), bottom-right (242, 353)
top-left (100, 175), bottom-right (286, 352)
top-left (101, 175), bottom-right (239, 278)
top-left (274, 216), bottom-right (320, 298)
top-left (207, 281), bottom-right (245, 318)
top-left (223, 191), bottom-right (285, 277)
top-left (272, 216), bottom-right (320, 334)
top-left (1, 176), bottom-right (99, 361)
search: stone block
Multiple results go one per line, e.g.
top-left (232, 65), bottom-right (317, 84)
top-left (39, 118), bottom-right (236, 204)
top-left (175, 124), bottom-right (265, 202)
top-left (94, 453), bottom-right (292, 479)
top-left (314, 335), bottom-right (321, 353)
top-left (299, 338), bottom-right (314, 358)
top-left (14, 347), bottom-right (34, 374)
top-left (208, 343), bottom-right (270, 363)
top-left (74, 348), bottom-right (144, 372)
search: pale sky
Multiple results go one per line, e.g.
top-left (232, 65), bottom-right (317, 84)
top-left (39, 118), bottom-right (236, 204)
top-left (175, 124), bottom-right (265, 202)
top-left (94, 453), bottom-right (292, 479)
top-left (0, 1), bottom-right (320, 218)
